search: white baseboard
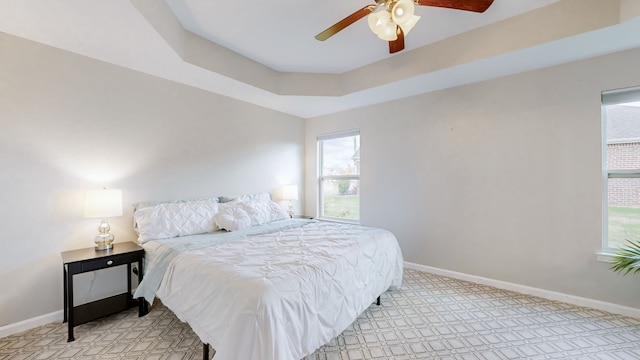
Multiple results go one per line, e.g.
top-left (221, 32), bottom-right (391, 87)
top-left (404, 261), bottom-right (640, 319)
top-left (0, 310), bottom-right (63, 339)
top-left (1, 285), bottom-right (140, 339)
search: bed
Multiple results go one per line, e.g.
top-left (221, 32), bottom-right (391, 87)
top-left (132, 194), bottom-right (403, 360)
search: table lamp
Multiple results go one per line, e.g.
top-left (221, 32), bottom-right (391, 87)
top-left (282, 184), bottom-right (298, 218)
top-left (85, 188), bottom-right (123, 250)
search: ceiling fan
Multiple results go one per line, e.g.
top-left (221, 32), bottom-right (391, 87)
top-left (315, 0), bottom-right (494, 54)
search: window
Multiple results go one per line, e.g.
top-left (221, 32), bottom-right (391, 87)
top-left (602, 86), bottom-right (640, 252)
top-left (318, 130), bottom-right (360, 222)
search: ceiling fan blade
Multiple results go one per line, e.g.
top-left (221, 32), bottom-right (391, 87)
top-left (415, 0), bottom-right (494, 13)
top-left (388, 26), bottom-right (404, 53)
top-left (315, 5), bottom-right (376, 41)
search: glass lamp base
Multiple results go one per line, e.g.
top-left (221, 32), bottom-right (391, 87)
top-left (288, 202), bottom-right (294, 218)
top-left (94, 233), bottom-right (114, 250)
top-left (94, 219), bottom-right (114, 251)
top-left (94, 242), bottom-right (114, 251)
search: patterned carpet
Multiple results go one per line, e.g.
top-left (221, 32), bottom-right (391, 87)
top-left (2, 268), bottom-right (640, 360)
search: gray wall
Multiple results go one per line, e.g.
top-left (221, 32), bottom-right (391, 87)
top-left (305, 47), bottom-right (640, 309)
top-left (3, 28), bottom-right (640, 330)
top-left (0, 32), bottom-right (304, 327)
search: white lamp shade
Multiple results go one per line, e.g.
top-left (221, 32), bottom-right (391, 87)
top-left (85, 189), bottom-right (123, 218)
top-left (377, 22), bottom-right (398, 41)
top-left (282, 185), bottom-right (299, 201)
top-left (368, 11), bottom-right (385, 34)
top-left (399, 14), bottom-right (420, 35)
top-left (368, 11), bottom-right (395, 39)
top-left (368, 11), bottom-right (398, 41)
top-left (391, 0), bottom-right (415, 26)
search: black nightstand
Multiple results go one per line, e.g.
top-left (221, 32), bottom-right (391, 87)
top-left (61, 241), bottom-right (147, 342)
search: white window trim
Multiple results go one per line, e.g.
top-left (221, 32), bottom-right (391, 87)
top-left (596, 252), bottom-right (614, 263)
top-left (317, 130), bottom-right (360, 223)
top-left (601, 86), bottom-right (640, 255)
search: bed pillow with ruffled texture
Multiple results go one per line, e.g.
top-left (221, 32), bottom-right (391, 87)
top-left (238, 200), bottom-right (289, 226)
top-left (134, 199), bottom-right (219, 243)
top-left (218, 192), bottom-right (271, 204)
top-left (214, 205), bottom-right (252, 231)
top-left (133, 196), bottom-right (218, 212)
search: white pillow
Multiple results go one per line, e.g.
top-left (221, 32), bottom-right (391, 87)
top-left (218, 192), bottom-right (271, 204)
top-left (238, 200), bottom-right (289, 226)
top-left (133, 196), bottom-right (218, 212)
top-left (134, 199), bottom-right (219, 243)
top-left (214, 205), bottom-right (252, 231)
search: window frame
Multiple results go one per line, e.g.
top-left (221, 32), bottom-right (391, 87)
top-left (317, 129), bottom-right (361, 223)
top-left (601, 86), bottom-right (640, 253)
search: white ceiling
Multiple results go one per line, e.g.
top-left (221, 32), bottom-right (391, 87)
top-left (1, 0), bottom-right (639, 118)
top-left (165, 0), bottom-right (559, 73)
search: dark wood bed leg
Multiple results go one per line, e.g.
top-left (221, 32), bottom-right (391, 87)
top-left (203, 343), bottom-right (209, 360)
top-left (376, 296), bottom-right (381, 306)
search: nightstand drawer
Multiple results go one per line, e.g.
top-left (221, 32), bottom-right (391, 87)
top-left (80, 253), bottom-right (139, 272)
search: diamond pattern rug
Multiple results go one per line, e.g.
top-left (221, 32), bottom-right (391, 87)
top-left (2, 268), bottom-right (640, 359)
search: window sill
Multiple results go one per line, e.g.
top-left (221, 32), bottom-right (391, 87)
top-left (317, 217), bottom-right (360, 225)
top-left (596, 252), bottom-right (616, 263)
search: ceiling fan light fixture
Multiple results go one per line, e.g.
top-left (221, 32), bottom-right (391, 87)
top-left (315, 0), bottom-right (495, 54)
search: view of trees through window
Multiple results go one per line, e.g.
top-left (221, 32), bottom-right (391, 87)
top-left (604, 94), bottom-right (640, 250)
top-left (318, 132), bottom-right (360, 221)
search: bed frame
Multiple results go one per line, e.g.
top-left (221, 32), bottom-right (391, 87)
top-left (201, 296), bottom-right (382, 359)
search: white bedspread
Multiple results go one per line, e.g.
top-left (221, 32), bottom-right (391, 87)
top-left (135, 219), bottom-right (403, 360)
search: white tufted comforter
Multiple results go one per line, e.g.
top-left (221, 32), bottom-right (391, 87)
top-left (135, 219), bottom-right (403, 360)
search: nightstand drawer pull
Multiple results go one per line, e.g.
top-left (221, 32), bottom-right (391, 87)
top-left (77, 252), bottom-right (140, 272)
